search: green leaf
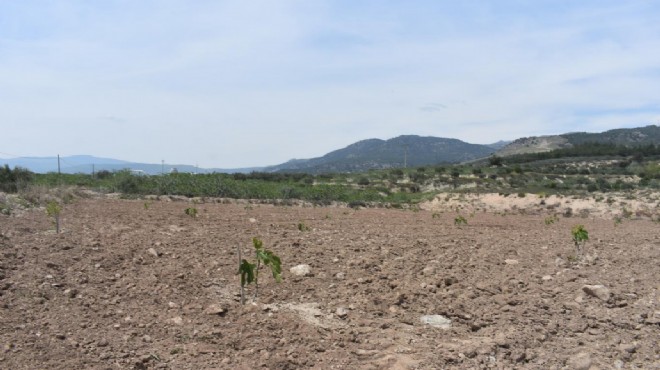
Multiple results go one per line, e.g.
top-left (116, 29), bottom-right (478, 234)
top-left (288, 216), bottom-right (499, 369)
top-left (571, 225), bottom-right (589, 243)
top-left (238, 259), bottom-right (255, 286)
top-left (256, 249), bottom-right (283, 283)
top-left (252, 237), bottom-right (263, 250)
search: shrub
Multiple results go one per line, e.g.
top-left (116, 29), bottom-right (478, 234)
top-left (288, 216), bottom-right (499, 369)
top-left (357, 177), bottom-right (370, 186)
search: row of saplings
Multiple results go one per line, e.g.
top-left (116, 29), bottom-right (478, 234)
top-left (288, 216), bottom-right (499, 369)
top-left (40, 201), bottom-right (591, 305)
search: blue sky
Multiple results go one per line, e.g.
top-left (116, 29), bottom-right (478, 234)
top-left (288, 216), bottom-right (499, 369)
top-left (1, 0), bottom-right (659, 168)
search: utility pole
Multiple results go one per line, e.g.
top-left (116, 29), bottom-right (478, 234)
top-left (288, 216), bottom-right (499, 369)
top-left (161, 160), bottom-right (164, 175)
top-left (92, 164), bottom-right (95, 179)
top-left (57, 154), bottom-right (61, 175)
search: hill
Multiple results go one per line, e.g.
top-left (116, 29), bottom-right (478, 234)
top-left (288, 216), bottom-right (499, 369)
top-left (496, 125), bottom-right (660, 157)
top-left (265, 135), bottom-right (494, 173)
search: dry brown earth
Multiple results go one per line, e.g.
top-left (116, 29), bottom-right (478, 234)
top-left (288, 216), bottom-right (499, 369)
top-left (1, 196), bottom-right (659, 369)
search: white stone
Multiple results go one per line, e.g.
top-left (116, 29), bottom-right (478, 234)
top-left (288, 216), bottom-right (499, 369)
top-left (289, 264), bottom-right (312, 277)
top-left (567, 352), bottom-right (592, 370)
top-left (420, 315), bottom-right (452, 329)
top-left (582, 285), bottom-right (611, 301)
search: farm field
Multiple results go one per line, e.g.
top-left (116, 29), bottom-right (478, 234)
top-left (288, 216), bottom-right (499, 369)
top-left (0, 196), bottom-right (658, 369)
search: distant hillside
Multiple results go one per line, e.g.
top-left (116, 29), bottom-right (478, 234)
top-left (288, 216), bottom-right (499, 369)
top-left (0, 155), bottom-right (263, 175)
top-left (563, 125), bottom-right (660, 146)
top-left (486, 140), bottom-right (513, 150)
top-left (496, 125), bottom-right (660, 157)
top-left (265, 135), bottom-right (495, 173)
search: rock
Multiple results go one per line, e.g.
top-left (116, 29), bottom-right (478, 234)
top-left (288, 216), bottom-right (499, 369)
top-left (420, 315), bottom-right (452, 329)
top-left (555, 257), bottom-right (567, 267)
top-left (510, 349), bottom-right (526, 363)
top-left (142, 335), bottom-right (152, 343)
top-left (504, 259), bottom-right (519, 265)
top-left (619, 342), bottom-right (638, 354)
top-left (97, 338), bottom-right (109, 347)
top-left (541, 275), bottom-right (553, 281)
top-left (582, 285), bottom-right (611, 301)
top-left (567, 352), bottom-right (592, 370)
top-left (335, 272), bottom-right (345, 280)
top-left (204, 304), bottom-right (227, 316)
top-left (289, 264), bottom-right (312, 277)
top-left (645, 310), bottom-right (660, 324)
top-left (494, 333), bottom-right (509, 347)
top-left (147, 248), bottom-right (160, 257)
top-left (249, 218), bottom-right (256, 223)
top-left (335, 307), bottom-right (348, 319)
top-left (170, 316), bottom-right (183, 325)
top-left (64, 288), bottom-right (78, 298)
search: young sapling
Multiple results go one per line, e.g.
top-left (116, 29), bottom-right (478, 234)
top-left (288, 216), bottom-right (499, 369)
top-left (571, 224), bottom-right (589, 258)
top-left (237, 238), bottom-right (282, 304)
top-left (46, 200), bottom-right (62, 233)
top-left (185, 207), bottom-right (198, 218)
top-left (454, 215), bottom-right (467, 227)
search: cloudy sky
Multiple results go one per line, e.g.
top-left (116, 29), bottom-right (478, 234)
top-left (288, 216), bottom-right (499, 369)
top-left (2, 1), bottom-right (660, 168)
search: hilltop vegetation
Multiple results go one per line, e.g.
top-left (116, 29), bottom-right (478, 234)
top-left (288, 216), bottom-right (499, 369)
top-left (496, 125), bottom-right (660, 157)
top-left (264, 135), bottom-right (494, 173)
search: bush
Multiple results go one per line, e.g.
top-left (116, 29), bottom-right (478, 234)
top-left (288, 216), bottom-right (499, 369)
top-left (357, 177), bottom-right (370, 186)
top-left (0, 165), bottom-right (33, 193)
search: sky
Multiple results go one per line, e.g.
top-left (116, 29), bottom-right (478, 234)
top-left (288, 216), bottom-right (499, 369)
top-left (1, 0), bottom-right (660, 168)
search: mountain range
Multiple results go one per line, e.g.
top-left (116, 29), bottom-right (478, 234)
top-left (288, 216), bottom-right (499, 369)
top-left (2, 125), bottom-right (658, 175)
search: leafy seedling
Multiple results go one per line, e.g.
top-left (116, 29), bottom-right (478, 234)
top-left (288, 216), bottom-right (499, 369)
top-left (544, 215), bottom-right (558, 225)
top-left (297, 222), bottom-right (310, 232)
top-left (144, 202), bottom-right (151, 210)
top-left (454, 215), bottom-right (467, 227)
top-left (432, 212), bottom-right (441, 219)
top-left (46, 200), bottom-right (62, 233)
top-left (185, 207), bottom-right (198, 218)
top-left (237, 238), bottom-right (282, 304)
top-left (571, 225), bottom-right (589, 259)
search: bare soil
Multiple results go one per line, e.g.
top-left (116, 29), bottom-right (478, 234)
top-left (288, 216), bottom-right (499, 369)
top-left (1, 196), bottom-right (658, 369)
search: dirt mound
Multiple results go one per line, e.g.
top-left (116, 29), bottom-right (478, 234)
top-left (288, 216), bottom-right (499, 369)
top-left (1, 198), bottom-right (658, 369)
top-left (424, 191), bottom-right (660, 221)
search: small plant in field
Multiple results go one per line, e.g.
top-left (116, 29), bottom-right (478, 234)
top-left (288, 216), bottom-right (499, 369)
top-left (621, 208), bottom-right (633, 219)
top-left (432, 212), bottom-right (441, 219)
top-left (237, 238), bottom-right (282, 304)
top-left (544, 215), bottom-right (558, 225)
top-left (297, 222), bottom-right (310, 232)
top-left (185, 207), bottom-right (198, 218)
top-left (613, 216), bottom-right (622, 226)
top-left (46, 200), bottom-right (62, 233)
top-left (143, 201), bottom-right (151, 210)
top-left (324, 214), bottom-right (332, 220)
top-left (571, 225), bottom-right (589, 258)
top-left (244, 204), bottom-right (253, 210)
top-left (0, 202), bottom-right (11, 216)
top-left (454, 215), bottom-right (467, 227)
